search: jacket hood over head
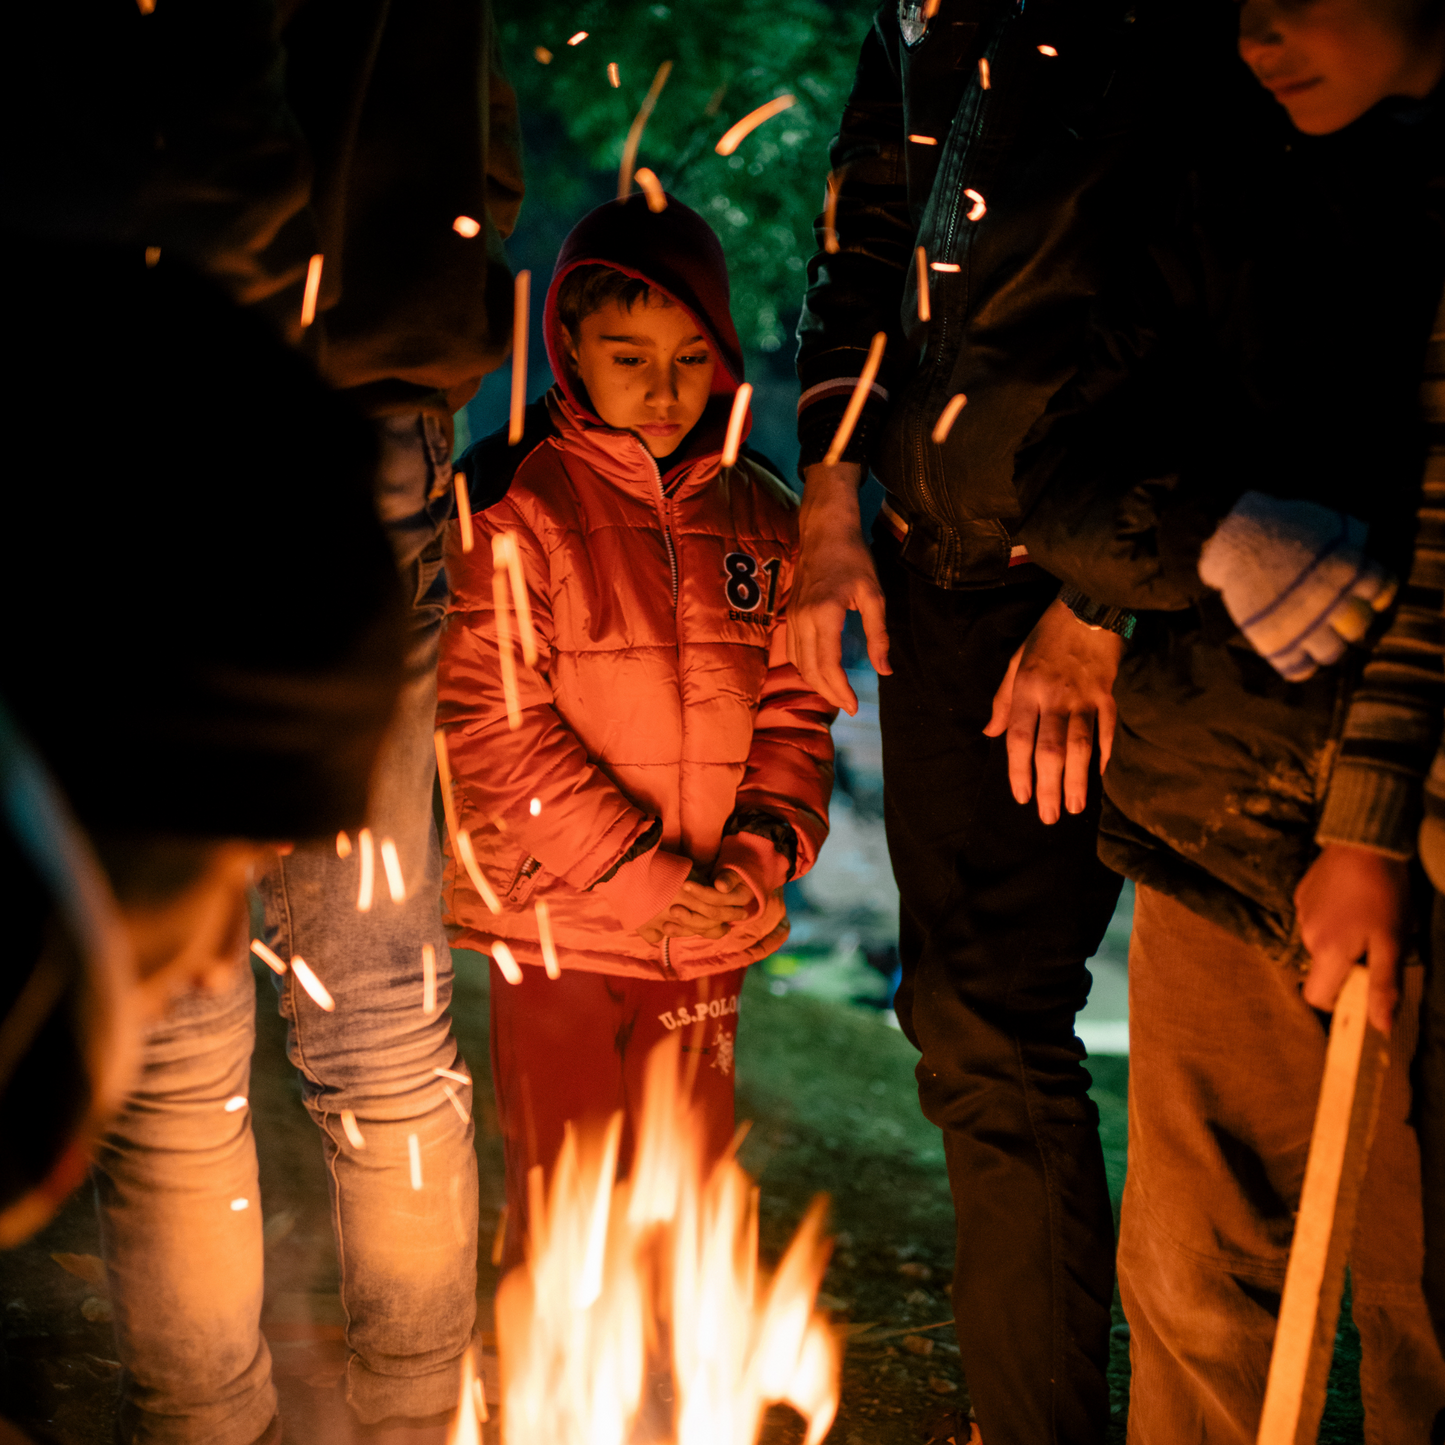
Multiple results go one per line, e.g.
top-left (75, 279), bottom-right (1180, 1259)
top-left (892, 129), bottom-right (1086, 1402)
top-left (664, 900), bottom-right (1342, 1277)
top-left (543, 192), bottom-right (746, 439)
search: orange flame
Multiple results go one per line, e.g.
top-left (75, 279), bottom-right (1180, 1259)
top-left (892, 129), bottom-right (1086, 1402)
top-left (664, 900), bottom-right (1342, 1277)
top-left (495, 1035), bottom-right (839, 1445)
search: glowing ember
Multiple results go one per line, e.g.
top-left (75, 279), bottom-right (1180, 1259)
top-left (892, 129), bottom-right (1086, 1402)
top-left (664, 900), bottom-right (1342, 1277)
top-left (907, 134), bottom-right (938, 146)
top-left (251, 939), bottom-right (288, 976)
top-left (455, 472), bottom-right (474, 553)
top-left (535, 46), bottom-right (553, 64)
top-left (1037, 43), bottom-right (1058, 56)
top-left (492, 941), bottom-right (523, 985)
top-left (443, 1084), bottom-right (469, 1123)
top-left (492, 1206), bottom-right (510, 1265)
top-left (453, 215), bottom-right (482, 238)
top-left (510, 270), bottom-right (531, 446)
top-left (493, 562), bottom-right (524, 730)
top-left (618, 61), bottom-right (673, 201)
top-left (300, 253), bottom-right (324, 329)
top-left (931, 393), bottom-right (968, 444)
top-left (915, 247), bottom-right (931, 323)
top-left (144, 246), bottom-right (160, 267)
top-left (230, 1198), bottom-right (249, 1212)
top-left (608, 62), bottom-right (621, 87)
top-left (358, 827), bottom-right (376, 912)
top-left (493, 529), bottom-right (539, 674)
top-left (423, 943), bottom-right (438, 1016)
top-left (964, 189), bottom-right (987, 222)
top-left (978, 56), bottom-right (991, 88)
top-left (495, 1035), bottom-right (840, 1445)
top-left (722, 383), bottom-right (753, 468)
top-left (822, 171), bottom-right (842, 255)
top-left (435, 1066), bottom-right (471, 1086)
top-left (823, 332), bottom-right (887, 467)
top-left (409, 1133), bottom-right (423, 1191)
top-left (715, 94), bottom-right (797, 156)
top-left (456, 830), bottom-right (503, 914)
top-left (535, 899), bottom-right (561, 980)
top-left (380, 837), bottom-right (406, 903)
top-left (224, 1096), bottom-right (248, 1114)
top-left (336, 831), bottom-right (352, 859)
top-left (434, 730), bottom-right (461, 839)
top-left (291, 957), bottom-right (336, 1012)
top-left (568, 30), bottom-right (588, 45)
top-left (341, 1110), bottom-right (367, 1149)
top-left (634, 167), bottom-right (668, 213)
top-left (529, 796), bottom-right (542, 816)
top-left (930, 261), bottom-right (960, 273)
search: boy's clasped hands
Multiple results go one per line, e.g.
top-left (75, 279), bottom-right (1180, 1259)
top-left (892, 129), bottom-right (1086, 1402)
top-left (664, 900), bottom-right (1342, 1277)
top-left (638, 866), bottom-right (756, 944)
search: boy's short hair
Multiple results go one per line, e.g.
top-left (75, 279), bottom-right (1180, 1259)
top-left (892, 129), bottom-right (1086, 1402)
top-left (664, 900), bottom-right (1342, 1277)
top-left (555, 264), bottom-right (671, 336)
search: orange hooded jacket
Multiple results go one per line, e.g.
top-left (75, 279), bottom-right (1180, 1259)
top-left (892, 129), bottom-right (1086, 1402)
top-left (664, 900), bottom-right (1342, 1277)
top-left (437, 196), bottom-right (836, 980)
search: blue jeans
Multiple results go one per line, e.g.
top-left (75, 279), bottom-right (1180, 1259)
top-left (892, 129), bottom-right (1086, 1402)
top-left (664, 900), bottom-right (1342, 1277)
top-left (94, 414), bottom-right (478, 1443)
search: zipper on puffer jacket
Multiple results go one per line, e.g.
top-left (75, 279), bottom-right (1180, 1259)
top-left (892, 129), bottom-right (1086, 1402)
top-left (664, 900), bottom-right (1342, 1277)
top-left (641, 442), bottom-right (680, 605)
top-left (503, 854), bottom-right (543, 906)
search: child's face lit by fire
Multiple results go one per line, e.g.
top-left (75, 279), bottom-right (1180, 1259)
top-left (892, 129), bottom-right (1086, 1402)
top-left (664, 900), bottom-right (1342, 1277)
top-left (1238, 0), bottom-right (1445, 135)
top-left (564, 296), bottom-right (716, 459)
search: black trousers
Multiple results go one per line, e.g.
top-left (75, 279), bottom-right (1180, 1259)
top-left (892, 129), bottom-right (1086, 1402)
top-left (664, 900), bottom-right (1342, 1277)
top-left (874, 531), bottom-right (1123, 1445)
top-left (1425, 901), bottom-right (1445, 1373)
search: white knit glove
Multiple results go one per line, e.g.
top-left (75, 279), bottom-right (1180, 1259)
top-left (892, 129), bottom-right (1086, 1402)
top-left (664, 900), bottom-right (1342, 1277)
top-left (1197, 492), bottom-right (1396, 681)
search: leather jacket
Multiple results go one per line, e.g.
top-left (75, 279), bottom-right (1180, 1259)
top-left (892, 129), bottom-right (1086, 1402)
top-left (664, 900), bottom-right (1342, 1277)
top-left (795, 0), bottom-right (1200, 588)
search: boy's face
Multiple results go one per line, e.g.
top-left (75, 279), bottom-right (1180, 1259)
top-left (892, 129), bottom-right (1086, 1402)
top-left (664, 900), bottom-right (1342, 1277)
top-left (1239, 0), bottom-right (1444, 134)
top-left (565, 296), bottom-right (717, 459)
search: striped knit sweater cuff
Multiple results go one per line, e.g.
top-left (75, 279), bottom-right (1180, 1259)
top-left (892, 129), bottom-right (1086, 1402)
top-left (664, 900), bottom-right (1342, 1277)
top-left (1315, 760), bottom-right (1420, 860)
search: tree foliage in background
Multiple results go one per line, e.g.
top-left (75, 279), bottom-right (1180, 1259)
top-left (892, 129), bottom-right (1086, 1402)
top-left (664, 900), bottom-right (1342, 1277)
top-left (497, 0), bottom-right (878, 353)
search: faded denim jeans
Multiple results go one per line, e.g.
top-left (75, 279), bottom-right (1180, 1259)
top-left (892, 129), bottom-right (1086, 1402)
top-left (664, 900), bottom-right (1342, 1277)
top-left (93, 414), bottom-right (479, 1443)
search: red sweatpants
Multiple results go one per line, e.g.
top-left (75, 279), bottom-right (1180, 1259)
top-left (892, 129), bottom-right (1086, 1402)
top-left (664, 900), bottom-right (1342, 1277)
top-left (488, 960), bottom-right (747, 1270)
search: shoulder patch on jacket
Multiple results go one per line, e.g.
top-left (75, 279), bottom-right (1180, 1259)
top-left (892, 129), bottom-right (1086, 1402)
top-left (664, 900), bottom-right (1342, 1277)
top-left (739, 444), bottom-right (799, 510)
top-left (455, 399), bottom-right (558, 513)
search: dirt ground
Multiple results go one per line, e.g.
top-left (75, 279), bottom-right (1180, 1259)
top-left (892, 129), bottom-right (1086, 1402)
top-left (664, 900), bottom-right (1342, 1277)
top-left (0, 949), bottom-right (1366, 1445)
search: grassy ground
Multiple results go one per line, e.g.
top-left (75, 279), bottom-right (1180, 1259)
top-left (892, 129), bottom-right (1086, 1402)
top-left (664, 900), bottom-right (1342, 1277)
top-left (0, 952), bottom-right (1366, 1444)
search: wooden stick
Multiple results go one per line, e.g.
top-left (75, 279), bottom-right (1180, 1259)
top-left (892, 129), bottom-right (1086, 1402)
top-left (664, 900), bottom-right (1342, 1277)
top-left (1256, 966), bottom-right (1389, 1445)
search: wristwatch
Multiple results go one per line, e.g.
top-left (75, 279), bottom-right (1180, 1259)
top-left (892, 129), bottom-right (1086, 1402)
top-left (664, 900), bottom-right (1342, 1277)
top-left (1058, 584), bottom-right (1137, 641)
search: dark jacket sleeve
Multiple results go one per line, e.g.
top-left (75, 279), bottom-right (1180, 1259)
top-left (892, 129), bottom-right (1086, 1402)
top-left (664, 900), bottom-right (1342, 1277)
top-left (794, 10), bottom-right (913, 473)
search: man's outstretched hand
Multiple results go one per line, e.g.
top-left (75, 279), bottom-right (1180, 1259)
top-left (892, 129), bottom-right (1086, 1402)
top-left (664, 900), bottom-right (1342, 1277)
top-left (984, 598), bottom-right (1123, 824)
top-left (788, 462), bottom-right (891, 716)
top-left (1296, 842), bottom-right (1409, 1036)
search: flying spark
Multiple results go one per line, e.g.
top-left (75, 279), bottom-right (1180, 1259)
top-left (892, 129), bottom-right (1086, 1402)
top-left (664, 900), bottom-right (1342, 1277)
top-left (455, 472), bottom-right (474, 552)
top-left (494, 530), bottom-right (539, 664)
top-left (1037, 44), bottom-right (1058, 56)
top-left (493, 562), bottom-right (523, 730)
top-left (536, 899), bottom-right (561, 979)
top-left (979, 57), bottom-right (991, 88)
top-left (534, 46), bottom-right (552, 64)
top-left (634, 167), bottom-right (667, 213)
top-left (908, 134), bottom-right (937, 146)
top-left (145, 246), bottom-right (161, 267)
top-left (930, 261), bottom-right (960, 272)
top-left (291, 957), bottom-right (336, 1012)
top-left (822, 171), bottom-right (842, 254)
top-left (336, 831), bottom-right (352, 859)
top-left (964, 189), bottom-right (986, 222)
top-left (915, 248), bottom-right (931, 323)
top-left (509, 270), bottom-right (531, 445)
top-left (230, 1198), bottom-right (249, 1211)
top-left (300, 253), bottom-right (324, 329)
top-left (453, 215), bottom-right (482, 238)
top-left (422, 943), bottom-right (437, 1016)
top-left (923, 0), bottom-right (941, 15)
top-left (529, 796), bottom-right (542, 816)
top-left (409, 1133), bottom-right (423, 1191)
top-left (721, 383), bottom-right (753, 468)
top-left (931, 393), bottom-right (968, 444)
top-left (491, 1205), bottom-right (509, 1265)
top-left (434, 730), bottom-right (461, 841)
top-left (608, 62), bottom-right (620, 87)
top-left (225, 1096), bottom-right (248, 1113)
top-left (456, 830), bottom-right (503, 913)
top-left (823, 332), bottom-right (888, 467)
top-left (715, 94), bottom-right (797, 156)
top-left (380, 837), bottom-right (406, 903)
top-left (357, 827), bottom-right (375, 911)
top-left (340, 1111), bottom-right (367, 1149)
top-left (136, 0), bottom-right (154, 12)
top-left (619, 60), bottom-right (673, 201)
top-left (435, 1066), bottom-right (471, 1085)
top-left (251, 939), bottom-right (288, 975)
top-left (568, 30), bottom-right (588, 45)
top-left (443, 1084), bottom-right (469, 1123)
top-left (492, 941), bottom-right (523, 985)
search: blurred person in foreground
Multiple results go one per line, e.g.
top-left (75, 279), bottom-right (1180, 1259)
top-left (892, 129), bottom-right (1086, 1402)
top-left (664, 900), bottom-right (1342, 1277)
top-left (1007, 0), bottom-right (1445, 1436)
top-left (2, 2), bottom-right (524, 1440)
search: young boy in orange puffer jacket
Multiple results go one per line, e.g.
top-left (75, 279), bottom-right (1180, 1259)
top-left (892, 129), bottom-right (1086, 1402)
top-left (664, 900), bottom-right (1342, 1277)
top-left (438, 194), bottom-right (835, 1264)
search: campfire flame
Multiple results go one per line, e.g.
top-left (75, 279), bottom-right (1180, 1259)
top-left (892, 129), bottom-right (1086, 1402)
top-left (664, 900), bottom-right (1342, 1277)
top-left (491, 1035), bottom-right (839, 1445)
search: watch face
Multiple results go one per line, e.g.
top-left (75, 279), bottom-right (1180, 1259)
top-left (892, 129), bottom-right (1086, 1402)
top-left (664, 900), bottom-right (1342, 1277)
top-left (898, 0), bottom-right (930, 46)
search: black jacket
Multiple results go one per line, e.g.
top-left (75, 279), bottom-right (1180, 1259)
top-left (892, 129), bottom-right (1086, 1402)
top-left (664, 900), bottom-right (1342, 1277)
top-left (795, 0), bottom-right (1215, 588)
top-left (1016, 81), bottom-right (1445, 957)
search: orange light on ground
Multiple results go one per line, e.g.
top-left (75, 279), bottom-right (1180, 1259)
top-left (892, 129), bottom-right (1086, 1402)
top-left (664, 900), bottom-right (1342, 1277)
top-left (453, 215), bottom-right (482, 238)
top-left (300, 253), bottom-right (324, 329)
top-left (715, 94), bottom-right (797, 156)
top-left (722, 383), bottom-right (753, 467)
top-left (823, 332), bottom-right (887, 467)
top-left (931, 394), bottom-right (969, 444)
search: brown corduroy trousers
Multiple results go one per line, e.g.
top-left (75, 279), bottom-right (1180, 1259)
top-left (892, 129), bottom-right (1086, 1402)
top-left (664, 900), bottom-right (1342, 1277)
top-left (1119, 885), bottom-right (1445, 1444)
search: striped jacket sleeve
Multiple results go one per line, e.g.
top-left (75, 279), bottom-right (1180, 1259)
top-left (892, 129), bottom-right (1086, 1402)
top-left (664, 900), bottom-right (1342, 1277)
top-left (1315, 285), bottom-right (1445, 859)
